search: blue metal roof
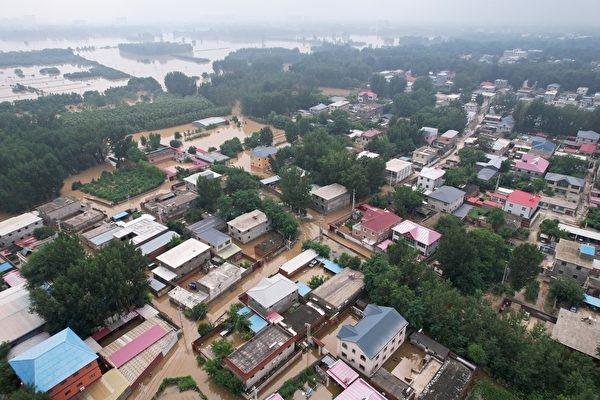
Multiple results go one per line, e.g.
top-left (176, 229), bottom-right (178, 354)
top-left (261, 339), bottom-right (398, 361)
top-left (9, 327), bottom-right (98, 392)
top-left (237, 306), bottom-right (268, 333)
top-left (316, 257), bottom-right (343, 274)
top-left (296, 281), bottom-right (312, 297)
top-left (580, 244), bottom-right (596, 257)
top-left (337, 304), bottom-right (408, 359)
top-left (584, 294), bottom-right (600, 309)
top-left (111, 211), bottom-right (129, 221)
top-left (0, 262), bottom-right (13, 274)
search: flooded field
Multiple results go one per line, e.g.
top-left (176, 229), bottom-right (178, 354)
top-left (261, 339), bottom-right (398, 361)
top-left (0, 64), bottom-right (128, 102)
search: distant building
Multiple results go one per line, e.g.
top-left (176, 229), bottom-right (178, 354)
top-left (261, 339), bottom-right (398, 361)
top-left (9, 328), bottom-right (101, 400)
top-left (309, 103), bottom-right (328, 114)
top-left (227, 210), bottom-right (270, 244)
top-left (357, 129), bottom-right (383, 146)
top-left (358, 90), bottom-right (378, 102)
top-left (250, 146), bottom-right (278, 170)
top-left (36, 197), bottom-right (84, 225)
top-left (328, 100), bottom-right (351, 112)
top-left (436, 130), bottom-right (459, 147)
top-left (385, 159), bottom-right (413, 185)
top-left (246, 273), bottom-right (298, 316)
top-left (337, 304), bottom-right (408, 377)
top-left (420, 127), bottom-right (438, 145)
top-left (417, 167), bottom-right (445, 191)
top-left (310, 184), bottom-right (351, 214)
top-left (392, 220), bottom-right (442, 257)
top-left (427, 186), bottom-right (465, 213)
top-left (576, 130), bottom-right (600, 145)
top-left (544, 173), bottom-right (585, 195)
top-left (155, 238), bottom-right (211, 280)
top-left (145, 145), bottom-right (176, 164)
top-left (192, 116), bottom-right (227, 129)
top-left (513, 153), bottom-right (549, 176)
top-left (310, 268), bottom-right (364, 313)
top-left (0, 213), bottom-right (43, 248)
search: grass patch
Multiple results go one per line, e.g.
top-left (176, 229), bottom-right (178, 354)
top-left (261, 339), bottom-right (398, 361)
top-left (465, 379), bottom-right (520, 400)
top-left (152, 376), bottom-right (207, 400)
top-left (278, 367), bottom-right (319, 400)
top-left (80, 162), bottom-right (165, 203)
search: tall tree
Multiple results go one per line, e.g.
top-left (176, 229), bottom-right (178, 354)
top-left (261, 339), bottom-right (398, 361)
top-left (164, 71), bottom-right (197, 96)
top-left (279, 166), bottom-right (312, 214)
top-left (195, 176), bottom-right (222, 212)
top-left (508, 244), bottom-right (544, 290)
top-left (393, 186), bottom-right (424, 216)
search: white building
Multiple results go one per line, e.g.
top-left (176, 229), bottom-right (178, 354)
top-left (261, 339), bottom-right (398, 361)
top-left (427, 186), bottom-right (465, 213)
top-left (311, 184), bottom-right (351, 214)
top-left (503, 190), bottom-right (541, 219)
top-left (385, 159), bottom-right (413, 185)
top-left (246, 273), bottom-right (298, 317)
top-left (0, 213), bottom-right (43, 248)
top-left (183, 170), bottom-right (223, 192)
top-left (337, 304), bottom-right (408, 377)
top-left (156, 238), bottom-right (211, 280)
top-left (227, 210), bottom-right (270, 244)
top-left (197, 263), bottom-right (242, 302)
top-left (417, 167), bottom-right (445, 192)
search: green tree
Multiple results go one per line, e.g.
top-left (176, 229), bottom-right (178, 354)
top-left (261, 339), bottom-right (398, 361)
top-left (508, 244), bottom-right (544, 291)
top-left (0, 342), bottom-right (18, 396)
top-left (184, 303), bottom-right (208, 321)
top-left (487, 208), bottom-right (506, 232)
top-left (369, 74), bottom-right (388, 96)
top-left (302, 240), bottom-right (330, 258)
top-left (279, 166), bottom-right (311, 214)
top-left (335, 252), bottom-right (362, 270)
top-left (225, 304), bottom-right (251, 335)
top-left (219, 137), bottom-right (243, 157)
top-left (539, 219), bottom-right (567, 240)
top-left (32, 226), bottom-right (55, 240)
top-left (197, 322), bottom-right (213, 337)
top-left (393, 186), bottom-right (424, 216)
top-left (467, 343), bottom-right (488, 365)
top-left (548, 277), bottom-right (585, 307)
top-left (258, 127), bottom-right (274, 146)
top-left (195, 176), bottom-right (222, 212)
top-left (170, 139), bottom-right (182, 148)
top-left (525, 280), bottom-right (540, 302)
top-left (308, 275), bottom-right (327, 289)
top-left (164, 71), bottom-right (197, 96)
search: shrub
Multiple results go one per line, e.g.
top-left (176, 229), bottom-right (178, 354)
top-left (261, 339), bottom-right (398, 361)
top-left (33, 226), bottom-right (55, 240)
top-left (197, 322), bottom-right (213, 337)
top-left (184, 303), bottom-right (208, 321)
top-left (524, 280), bottom-right (540, 302)
top-left (170, 139), bottom-right (182, 148)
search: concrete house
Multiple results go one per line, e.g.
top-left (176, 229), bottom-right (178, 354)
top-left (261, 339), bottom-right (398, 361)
top-left (357, 129), bottom-right (383, 146)
top-left (550, 240), bottom-right (596, 285)
top-left (197, 262), bottom-right (242, 302)
top-left (420, 127), bottom-right (438, 145)
top-left (37, 197), bottom-right (84, 225)
top-left (513, 153), bottom-right (549, 177)
top-left (392, 220), bottom-right (442, 257)
top-left (351, 205), bottom-right (402, 245)
top-left (337, 304), bottom-right (408, 377)
top-left (385, 159), bottom-right (413, 185)
top-left (311, 184), bottom-right (351, 214)
top-left (0, 213), bottom-right (43, 248)
top-left (227, 210), bottom-right (270, 244)
top-left (576, 130), bottom-right (600, 145)
top-left (246, 273), bottom-right (298, 317)
top-left (412, 146), bottom-right (438, 166)
top-left (251, 146), bottom-right (278, 170)
top-left (310, 268), bottom-right (364, 313)
top-left (224, 325), bottom-right (295, 390)
top-left (544, 173), bottom-right (585, 195)
top-left (183, 169), bottom-right (223, 192)
top-left (427, 186), bottom-right (465, 213)
top-left (155, 238), bottom-right (210, 280)
top-left (417, 167), bottom-right (445, 191)
top-left (503, 190), bottom-right (541, 219)
top-left (142, 190), bottom-right (197, 220)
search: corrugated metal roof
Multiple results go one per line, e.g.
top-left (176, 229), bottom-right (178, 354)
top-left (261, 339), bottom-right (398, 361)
top-left (107, 324), bottom-right (167, 368)
top-left (9, 328), bottom-right (97, 392)
top-left (0, 284), bottom-right (45, 344)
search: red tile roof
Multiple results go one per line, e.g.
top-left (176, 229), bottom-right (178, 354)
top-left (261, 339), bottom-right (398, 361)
top-left (514, 152), bottom-right (550, 174)
top-left (361, 129), bottom-right (382, 139)
top-left (358, 205), bottom-right (402, 234)
top-left (506, 190), bottom-right (541, 209)
top-left (580, 143), bottom-right (597, 154)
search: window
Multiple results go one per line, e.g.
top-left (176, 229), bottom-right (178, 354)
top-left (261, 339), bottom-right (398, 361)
top-left (359, 365), bottom-right (365, 371)
top-left (342, 343), bottom-right (347, 349)
top-left (352, 349), bottom-right (355, 354)
top-left (360, 355), bottom-right (366, 361)
top-left (341, 352), bottom-right (347, 358)
top-left (573, 275), bottom-right (578, 279)
top-left (576, 266), bottom-right (582, 270)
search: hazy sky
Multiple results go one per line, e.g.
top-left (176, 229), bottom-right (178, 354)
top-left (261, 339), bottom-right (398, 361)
top-left (1, 0), bottom-right (599, 28)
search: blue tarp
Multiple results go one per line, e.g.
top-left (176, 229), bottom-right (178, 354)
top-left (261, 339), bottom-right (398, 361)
top-left (316, 256), bottom-right (343, 274)
top-left (584, 294), bottom-right (600, 309)
top-left (296, 281), bottom-right (312, 297)
top-left (237, 306), bottom-right (268, 333)
top-left (0, 262), bottom-right (13, 274)
top-left (580, 244), bottom-right (596, 257)
top-left (111, 211), bottom-right (129, 221)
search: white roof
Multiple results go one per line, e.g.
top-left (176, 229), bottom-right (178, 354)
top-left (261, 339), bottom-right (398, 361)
top-left (152, 266), bottom-right (178, 282)
top-left (156, 238), bottom-right (210, 269)
top-left (0, 213), bottom-right (42, 237)
top-left (279, 249), bottom-right (318, 275)
top-left (227, 210), bottom-right (268, 232)
top-left (168, 286), bottom-right (207, 309)
top-left (558, 223), bottom-right (600, 242)
top-left (184, 169), bottom-right (222, 186)
top-left (194, 116), bottom-right (227, 126)
top-left (386, 159), bottom-right (412, 173)
top-left (311, 183), bottom-right (348, 201)
top-left (441, 130), bottom-right (459, 139)
top-left (357, 150), bottom-right (380, 159)
top-left (198, 262), bottom-right (242, 291)
top-left (247, 273), bottom-right (297, 309)
top-left (492, 138), bottom-right (511, 151)
top-left (0, 284), bottom-right (45, 343)
top-left (419, 167), bottom-right (445, 180)
top-left (113, 214), bottom-right (167, 246)
top-left (329, 100), bottom-right (350, 108)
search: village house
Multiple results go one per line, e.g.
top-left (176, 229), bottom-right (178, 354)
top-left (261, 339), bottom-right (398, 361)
top-left (183, 169), bottom-right (223, 192)
top-left (357, 129), bottom-right (383, 146)
top-left (0, 283), bottom-right (45, 346)
top-left (513, 153), bottom-right (549, 177)
top-left (155, 238), bottom-right (211, 281)
top-left (417, 167), bottom-right (445, 191)
top-left (544, 173), bottom-right (585, 195)
top-left (385, 159), bottom-right (413, 185)
top-left (503, 189), bottom-right (541, 220)
top-left (411, 146), bottom-right (439, 166)
top-left (0, 213), bottom-right (43, 248)
top-left (196, 262), bottom-right (242, 302)
top-left (141, 190), bottom-right (197, 220)
top-left (351, 205), bottom-right (402, 245)
top-left (36, 197), bottom-right (84, 226)
top-left (550, 240), bottom-right (597, 285)
top-left (392, 220), bottom-right (442, 257)
top-left (250, 146), bottom-right (278, 170)
top-left (227, 210), bottom-right (270, 244)
top-left (427, 186), bottom-right (465, 213)
top-left (539, 195), bottom-right (579, 216)
top-left (328, 100), bottom-right (351, 112)
top-left (358, 90), bottom-right (378, 102)
top-left (224, 324), bottom-right (296, 390)
top-left (435, 130), bottom-right (459, 147)
top-left (576, 130), bottom-right (600, 145)
top-left (309, 103), bottom-right (328, 114)
top-left (310, 268), bottom-right (364, 313)
top-left (420, 127), bottom-right (438, 145)
top-left (551, 308), bottom-right (600, 360)
top-left (337, 304), bottom-right (408, 377)
top-left (192, 116), bottom-right (227, 129)
top-left (9, 328), bottom-right (101, 400)
top-left (61, 209), bottom-right (105, 233)
top-left (145, 145), bottom-right (176, 164)
top-left (310, 184), bottom-right (351, 214)
top-left (491, 138), bottom-right (511, 155)
top-left (246, 273), bottom-right (298, 317)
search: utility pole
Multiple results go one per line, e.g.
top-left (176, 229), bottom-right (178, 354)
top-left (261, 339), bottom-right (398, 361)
top-left (352, 188), bottom-right (356, 211)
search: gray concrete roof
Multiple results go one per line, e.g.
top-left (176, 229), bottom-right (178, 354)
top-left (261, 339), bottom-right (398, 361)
top-left (428, 186), bottom-right (465, 204)
top-left (226, 324), bottom-right (292, 373)
top-left (544, 172), bottom-right (585, 187)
